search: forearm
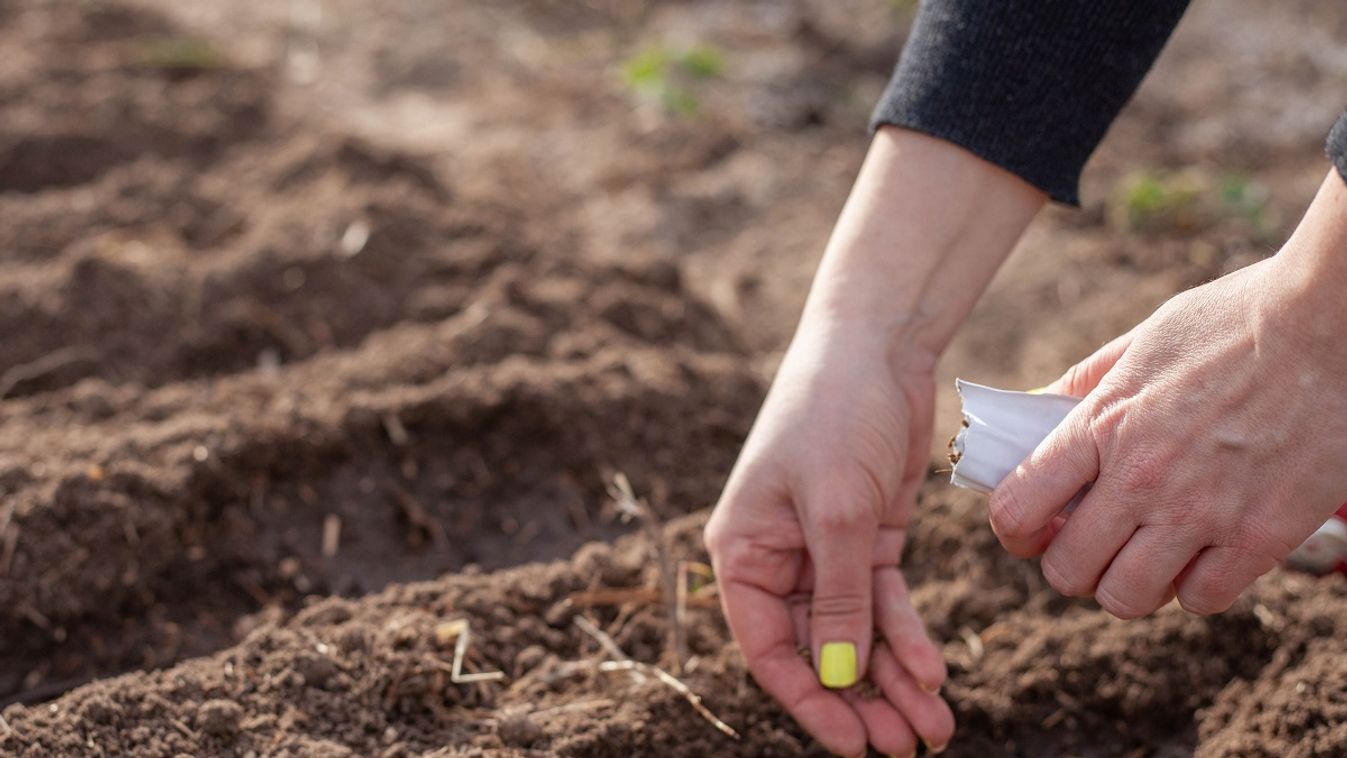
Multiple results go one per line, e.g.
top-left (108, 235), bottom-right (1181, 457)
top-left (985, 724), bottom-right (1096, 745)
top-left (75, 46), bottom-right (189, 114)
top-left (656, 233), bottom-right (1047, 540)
top-left (800, 127), bottom-right (1046, 367)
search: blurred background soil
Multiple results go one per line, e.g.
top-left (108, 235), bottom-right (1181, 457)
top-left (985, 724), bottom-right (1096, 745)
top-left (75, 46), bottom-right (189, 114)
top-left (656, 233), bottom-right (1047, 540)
top-left (2, 0), bottom-right (1347, 755)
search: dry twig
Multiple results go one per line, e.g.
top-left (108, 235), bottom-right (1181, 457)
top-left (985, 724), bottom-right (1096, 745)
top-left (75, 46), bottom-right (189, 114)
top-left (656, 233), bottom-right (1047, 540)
top-left (574, 615), bottom-right (642, 680)
top-left (390, 484), bottom-right (447, 548)
top-left (0, 347), bottom-right (97, 399)
top-left (959, 626), bottom-right (984, 660)
top-left (608, 473), bottom-right (686, 671)
top-left (436, 619), bottom-right (505, 684)
top-left (598, 660), bottom-right (739, 740)
top-left (170, 719), bottom-right (198, 740)
top-left (321, 514), bottom-right (342, 559)
top-left (0, 523), bottom-right (18, 577)
top-left (572, 616), bottom-right (737, 740)
top-left (567, 587), bottom-right (718, 610)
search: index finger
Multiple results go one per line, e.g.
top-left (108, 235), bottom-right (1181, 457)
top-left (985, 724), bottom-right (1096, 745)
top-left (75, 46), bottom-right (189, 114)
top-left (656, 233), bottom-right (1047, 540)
top-left (720, 576), bottom-right (867, 757)
top-left (988, 404), bottom-right (1099, 557)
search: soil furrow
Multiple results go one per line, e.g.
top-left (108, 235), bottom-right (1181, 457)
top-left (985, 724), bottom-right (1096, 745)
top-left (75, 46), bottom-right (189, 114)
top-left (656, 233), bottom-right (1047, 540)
top-left (0, 253), bottom-right (760, 705)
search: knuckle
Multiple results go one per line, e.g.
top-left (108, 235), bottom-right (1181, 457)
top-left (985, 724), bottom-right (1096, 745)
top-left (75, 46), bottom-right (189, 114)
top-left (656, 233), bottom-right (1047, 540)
top-left (701, 519), bottom-right (753, 581)
top-left (1062, 361), bottom-right (1089, 394)
top-left (1177, 589), bottom-right (1229, 617)
top-left (811, 590), bottom-right (868, 621)
top-left (988, 483), bottom-right (1025, 537)
top-left (1160, 495), bottom-right (1208, 529)
top-left (1094, 584), bottom-right (1150, 620)
top-left (808, 503), bottom-right (872, 535)
top-left (702, 517), bottom-right (721, 550)
top-left (702, 513), bottom-right (730, 558)
top-left (1085, 398), bottom-right (1127, 452)
top-left (1177, 571), bottom-right (1233, 616)
top-left (1231, 521), bottom-right (1297, 563)
top-left (1040, 557), bottom-right (1090, 598)
top-left (1116, 447), bottom-right (1168, 495)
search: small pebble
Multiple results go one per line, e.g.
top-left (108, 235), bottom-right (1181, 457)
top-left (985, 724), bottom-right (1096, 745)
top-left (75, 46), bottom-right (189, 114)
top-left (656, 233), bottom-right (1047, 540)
top-left (196, 699), bottom-right (243, 737)
top-left (497, 715), bottom-right (545, 747)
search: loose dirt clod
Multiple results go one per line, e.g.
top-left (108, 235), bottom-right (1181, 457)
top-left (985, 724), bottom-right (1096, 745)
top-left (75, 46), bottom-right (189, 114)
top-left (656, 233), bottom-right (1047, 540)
top-left (195, 699), bottom-right (242, 737)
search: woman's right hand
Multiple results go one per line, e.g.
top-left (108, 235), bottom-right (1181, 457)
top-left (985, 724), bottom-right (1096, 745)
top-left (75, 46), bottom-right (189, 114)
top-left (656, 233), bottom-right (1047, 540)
top-left (704, 318), bottom-right (954, 757)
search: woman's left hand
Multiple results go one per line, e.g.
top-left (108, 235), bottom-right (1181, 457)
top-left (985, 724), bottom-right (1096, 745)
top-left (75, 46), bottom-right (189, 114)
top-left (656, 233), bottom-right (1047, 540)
top-left (989, 170), bottom-right (1347, 619)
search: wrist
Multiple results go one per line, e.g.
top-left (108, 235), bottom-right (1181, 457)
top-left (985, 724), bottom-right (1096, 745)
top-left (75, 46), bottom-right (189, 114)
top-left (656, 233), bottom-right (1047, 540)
top-left (1273, 170), bottom-right (1347, 324)
top-left (797, 127), bottom-right (1045, 362)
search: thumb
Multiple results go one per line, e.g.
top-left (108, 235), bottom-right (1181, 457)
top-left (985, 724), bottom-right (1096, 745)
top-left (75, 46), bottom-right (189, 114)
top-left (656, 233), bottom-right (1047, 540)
top-left (803, 497), bottom-right (875, 691)
top-left (1044, 329), bottom-right (1135, 397)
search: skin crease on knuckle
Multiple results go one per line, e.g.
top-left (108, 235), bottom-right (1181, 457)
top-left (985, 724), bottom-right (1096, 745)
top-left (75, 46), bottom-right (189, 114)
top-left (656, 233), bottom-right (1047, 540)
top-left (1040, 554), bottom-right (1092, 598)
top-left (1176, 581), bottom-right (1231, 617)
top-left (988, 481), bottom-right (1025, 539)
top-left (810, 590), bottom-right (869, 620)
top-left (1094, 581), bottom-right (1152, 620)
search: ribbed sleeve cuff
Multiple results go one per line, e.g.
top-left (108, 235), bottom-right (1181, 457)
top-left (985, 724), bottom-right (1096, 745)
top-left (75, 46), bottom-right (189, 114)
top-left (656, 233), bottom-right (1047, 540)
top-left (1329, 111), bottom-right (1347, 186)
top-left (871, 0), bottom-right (1190, 206)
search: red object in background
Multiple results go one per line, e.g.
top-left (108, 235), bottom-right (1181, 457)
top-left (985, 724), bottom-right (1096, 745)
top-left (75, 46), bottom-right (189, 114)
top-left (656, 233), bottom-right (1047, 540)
top-left (1286, 502), bottom-right (1347, 576)
top-left (1336, 501), bottom-right (1347, 576)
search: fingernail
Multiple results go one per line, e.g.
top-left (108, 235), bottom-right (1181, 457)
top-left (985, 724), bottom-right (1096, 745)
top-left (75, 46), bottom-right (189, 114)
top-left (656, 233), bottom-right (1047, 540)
top-left (818, 641), bottom-right (857, 688)
top-left (924, 740), bottom-right (948, 754)
top-left (1027, 386), bottom-right (1049, 395)
top-left (919, 681), bottom-right (941, 695)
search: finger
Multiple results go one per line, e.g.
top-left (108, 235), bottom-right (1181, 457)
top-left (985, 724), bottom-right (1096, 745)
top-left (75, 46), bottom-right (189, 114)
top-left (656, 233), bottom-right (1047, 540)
top-left (1175, 545), bottom-right (1279, 616)
top-left (720, 577), bottom-right (867, 756)
top-left (1045, 329), bottom-right (1135, 397)
top-left (1037, 484), bottom-right (1137, 598)
top-left (804, 501), bottom-right (876, 691)
top-left (1093, 525), bottom-right (1201, 619)
top-left (795, 527), bottom-right (905, 590)
top-left (870, 642), bottom-right (956, 752)
top-left (989, 406), bottom-right (1099, 557)
top-left (874, 567), bottom-right (946, 692)
top-left (842, 688), bottom-right (918, 758)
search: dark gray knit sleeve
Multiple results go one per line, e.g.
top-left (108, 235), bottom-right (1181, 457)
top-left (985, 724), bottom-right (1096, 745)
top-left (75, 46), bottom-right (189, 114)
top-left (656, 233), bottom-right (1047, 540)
top-left (871, 1), bottom-right (1190, 205)
top-left (1329, 111), bottom-right (1347, 186)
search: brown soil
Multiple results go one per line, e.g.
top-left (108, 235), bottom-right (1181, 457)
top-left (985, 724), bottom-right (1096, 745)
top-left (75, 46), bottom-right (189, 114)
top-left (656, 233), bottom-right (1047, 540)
top-left (4, 0), bottom-right (1347, 755)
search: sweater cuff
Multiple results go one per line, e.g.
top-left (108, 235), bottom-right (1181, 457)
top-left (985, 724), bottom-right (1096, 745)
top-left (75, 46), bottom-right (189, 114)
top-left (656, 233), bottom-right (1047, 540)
top-left (871, 0), bottom-right (1189, 207)
top-left (1329, 111), bottom-right (1347, 186)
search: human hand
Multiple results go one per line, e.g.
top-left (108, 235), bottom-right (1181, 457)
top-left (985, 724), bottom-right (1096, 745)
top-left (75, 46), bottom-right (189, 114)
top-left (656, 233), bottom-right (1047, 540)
top-left (990, 171), bottom-right (1347, 618)
top-left (704, 126), bottom-right (1044, 755)
top-left (704, 320), bottom-right (953, 757)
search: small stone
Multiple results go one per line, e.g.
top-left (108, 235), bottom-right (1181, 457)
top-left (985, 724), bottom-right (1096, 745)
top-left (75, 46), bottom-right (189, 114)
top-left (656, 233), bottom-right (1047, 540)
top-left (196, 699), bottom-right (243, 737)
top-left (293, 653), bottom-right (338, 688)
top-left (497, 715), bottom-right (545, 747)
top-left (78, 695), bottom-right (118, 724)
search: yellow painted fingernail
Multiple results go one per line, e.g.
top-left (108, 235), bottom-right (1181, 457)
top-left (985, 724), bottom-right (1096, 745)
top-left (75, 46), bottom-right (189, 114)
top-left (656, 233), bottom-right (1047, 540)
top-left (1027, 386), bottom-right (1049, 395)
top-left (818, 642), bottom-right (857, 688)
